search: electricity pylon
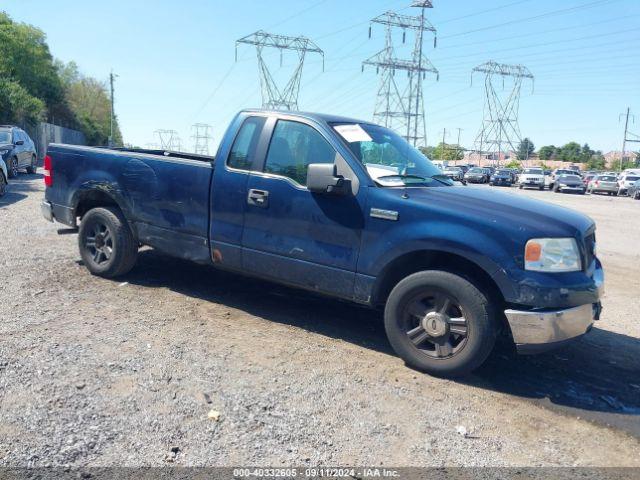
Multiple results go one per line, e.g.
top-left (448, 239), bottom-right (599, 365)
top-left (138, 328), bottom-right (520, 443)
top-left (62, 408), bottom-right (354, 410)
top-left (363, 1), bottom-right (439, 147)
top-left (472, 61), bottom-right (534, 163)
top-left (154, 129), bottom-right (182, 151)
top-left (191, 123), bottom-right (213, 155)
top-left (236, 31), bottom-right (324, 111)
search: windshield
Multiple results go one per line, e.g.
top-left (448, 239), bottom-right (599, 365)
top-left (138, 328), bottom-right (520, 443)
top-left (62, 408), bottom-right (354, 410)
top-left (468, 168), bottom-right (484, 173)
top-left (524, 168), bottom-right (543, 174)
top-left (0, 131), bottom-right (11, 143)
top-left (626, 176), bottom-right (639, 181)
top-left (332, 122), bottom-right (451, 187)
top-left (599, 176), bottom-right (616, 181)
top-left (560, 175), bottom-right (581, 180)
top-left (496, 170), bottom-right (511, 175)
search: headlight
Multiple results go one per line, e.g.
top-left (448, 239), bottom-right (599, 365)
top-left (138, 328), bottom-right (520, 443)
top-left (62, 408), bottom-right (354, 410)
top-left (525, 238), bottom-right (581, 272)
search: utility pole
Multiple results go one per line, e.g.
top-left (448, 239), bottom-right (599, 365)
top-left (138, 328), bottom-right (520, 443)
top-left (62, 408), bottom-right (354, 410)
top-left (619, 108), bottom-right (640, 169)
top-left (236, 31), bottom-right (324, 110)
top-left (455, 128), bottom-right (463, 164)
top-left (109, 71), bottom-right (118, 148)
top-left (440, 128), bottom-right (447, 162)
top-left (363, 2), bottom-right (439, 147)
top-left (472, 61), bottom-right (534, 166)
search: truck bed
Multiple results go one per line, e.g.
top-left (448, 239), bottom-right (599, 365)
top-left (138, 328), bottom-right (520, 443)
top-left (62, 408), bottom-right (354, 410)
top-left (44, 144), bottom-right (215, 263)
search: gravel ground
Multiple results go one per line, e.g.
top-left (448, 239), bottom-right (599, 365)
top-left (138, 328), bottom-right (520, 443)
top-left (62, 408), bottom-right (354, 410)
top-left (1, 175), bottom-right (639, 467)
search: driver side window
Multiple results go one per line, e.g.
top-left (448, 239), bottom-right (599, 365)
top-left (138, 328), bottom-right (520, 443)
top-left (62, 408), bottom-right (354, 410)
top-left (264, 120), bottom-right (335, 186)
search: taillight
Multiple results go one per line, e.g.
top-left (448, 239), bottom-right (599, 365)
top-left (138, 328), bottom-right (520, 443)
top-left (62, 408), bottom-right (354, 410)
top-left (44, 155), bottom-right (53, 187)
top-left (595, 181), bottom-right (599, 186)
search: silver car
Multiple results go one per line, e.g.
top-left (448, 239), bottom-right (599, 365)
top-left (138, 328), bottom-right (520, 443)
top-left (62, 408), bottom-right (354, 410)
top-left (587, 175), bottom-right (619, 195)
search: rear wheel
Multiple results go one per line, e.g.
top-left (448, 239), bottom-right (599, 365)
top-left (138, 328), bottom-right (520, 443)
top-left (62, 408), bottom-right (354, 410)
top-left (78, 207), bottom-right (138, 278)
top-left (384, 270), bottom-right (497, 377)
top-left (7, 157), bottom-right (18, 178)
top-left (26, 155), bottom-right (37, 174)
top-left (0, 172), bottom-right (6, 197)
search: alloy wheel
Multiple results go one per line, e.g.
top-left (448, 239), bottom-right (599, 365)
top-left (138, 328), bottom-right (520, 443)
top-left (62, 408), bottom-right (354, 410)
top-left (84, 222), bottom-right (114, 265)
top-left (402, 291), bottom-right (469, 359)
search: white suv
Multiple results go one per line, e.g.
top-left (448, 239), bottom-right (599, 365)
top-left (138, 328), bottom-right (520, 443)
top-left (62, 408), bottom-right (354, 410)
top-left (618, 173), bottom-right (640, 196)
top-left (518, 167), bottom-right (545, 190)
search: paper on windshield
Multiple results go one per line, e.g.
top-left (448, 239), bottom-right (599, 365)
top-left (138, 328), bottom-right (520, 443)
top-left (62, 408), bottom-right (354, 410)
top-left (334, 124), bottom-right (372, 143)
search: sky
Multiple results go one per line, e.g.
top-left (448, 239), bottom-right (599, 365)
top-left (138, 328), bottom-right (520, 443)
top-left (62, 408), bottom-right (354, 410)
top-left (2, 0), bottom-right (640, 153)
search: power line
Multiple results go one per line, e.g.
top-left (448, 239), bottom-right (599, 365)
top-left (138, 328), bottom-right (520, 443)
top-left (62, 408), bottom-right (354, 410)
top-left (440, 0), bottom-right (622, 40)
top-left (437, 0), bottom-right (535, 25)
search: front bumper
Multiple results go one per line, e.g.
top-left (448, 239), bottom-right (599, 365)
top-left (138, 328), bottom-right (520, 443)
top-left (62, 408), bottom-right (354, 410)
top-left (505, 302), bottom-right (601, 353)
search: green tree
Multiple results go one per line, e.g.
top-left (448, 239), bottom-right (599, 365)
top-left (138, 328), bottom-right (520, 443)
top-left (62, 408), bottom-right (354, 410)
top-left (0, 12), bottom-right (66, 125)
top-left (538, 145), bottom-right (557, 160)
top-left (59, 62), bottom-right (122, 145)
top-left (557, 142), bottom-right (582, 163)
top-left (585, 154), bottom-right (606, 171)
top-left (431, 142), bottom-right (464, 161)
top-left (505, 159), bottom-right (522, 169)
top-left (516, 138), bottom-right (535, 160)
top-left (419, 146), bottom-right (436, 159)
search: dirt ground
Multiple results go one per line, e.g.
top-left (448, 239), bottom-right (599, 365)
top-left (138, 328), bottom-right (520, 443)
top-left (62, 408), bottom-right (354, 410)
top-left (0, 175), bottom-right (639, 467)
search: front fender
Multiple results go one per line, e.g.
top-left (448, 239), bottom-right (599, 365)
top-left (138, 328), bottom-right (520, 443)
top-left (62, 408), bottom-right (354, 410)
top-left (359, 219), bottom-right (520, 303)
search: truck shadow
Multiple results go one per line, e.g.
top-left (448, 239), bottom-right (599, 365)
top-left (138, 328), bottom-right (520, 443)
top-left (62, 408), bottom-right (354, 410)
top-left (121, 249), bottom-right (640, 429)
top-left (0, 174), bottom-right (43, 207)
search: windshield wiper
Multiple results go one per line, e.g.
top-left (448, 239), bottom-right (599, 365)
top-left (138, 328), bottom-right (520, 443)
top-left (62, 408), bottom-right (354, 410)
top-left (377, 174), bottom-right (428, 182)
top-left (429, 174), bottom-right (454, 185)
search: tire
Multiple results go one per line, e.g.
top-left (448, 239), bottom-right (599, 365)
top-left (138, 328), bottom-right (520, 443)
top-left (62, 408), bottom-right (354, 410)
top-left (7, 157), bottom-right (18, 178)
top-left (0, 172), bottom-right (6, 197)
top-left (26, 155), bottom-right (37, 174)
top-left (489, 182), bottom-right (494, 186)
top-left (384, 270), bottom-right (497, 377)
top-left (539, 185), bottom-right (544, 191)
top-left (78, 207), bottom-right (138, 278)
top-left (518, 184), bottom-right (523, 189)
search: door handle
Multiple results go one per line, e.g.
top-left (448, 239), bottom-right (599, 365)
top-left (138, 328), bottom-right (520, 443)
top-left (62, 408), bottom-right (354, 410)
top-left (247, 189), bottom-right (269, 208)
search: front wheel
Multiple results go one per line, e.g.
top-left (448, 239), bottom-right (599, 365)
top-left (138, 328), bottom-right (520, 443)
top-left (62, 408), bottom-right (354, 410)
top-left (7, 157), bottom-right (18, 178)
top-left (78, 207), bottom-right (138, 278)
top-left (384, 270), bottom-right (497, 377)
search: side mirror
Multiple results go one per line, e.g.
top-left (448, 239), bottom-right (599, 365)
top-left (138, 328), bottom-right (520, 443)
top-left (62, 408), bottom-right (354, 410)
top-left (307, 163), bottom-right (349, 195)
top-left (15, 140), bottom-right (24, 146)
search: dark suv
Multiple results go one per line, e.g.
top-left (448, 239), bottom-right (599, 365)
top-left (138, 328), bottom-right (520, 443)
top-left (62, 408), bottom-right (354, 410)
top-left (0, 126), bottom-right (38, 178)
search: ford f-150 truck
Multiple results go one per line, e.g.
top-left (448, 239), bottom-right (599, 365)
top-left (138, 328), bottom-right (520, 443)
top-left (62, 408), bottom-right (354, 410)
top-left (41, 110), bottom-right (604, 377)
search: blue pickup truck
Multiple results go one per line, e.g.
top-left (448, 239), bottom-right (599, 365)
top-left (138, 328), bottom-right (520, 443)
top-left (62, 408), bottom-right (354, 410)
top-left (41, 110), bottom-right (603, 377)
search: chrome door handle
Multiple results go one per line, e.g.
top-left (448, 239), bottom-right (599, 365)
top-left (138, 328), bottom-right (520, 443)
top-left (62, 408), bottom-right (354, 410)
top-left (247, 189), bottom-right (269, 208)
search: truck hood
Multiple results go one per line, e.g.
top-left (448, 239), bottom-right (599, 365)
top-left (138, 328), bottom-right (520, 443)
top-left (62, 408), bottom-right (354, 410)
top-left (400, 185), bottom-right (594, 239)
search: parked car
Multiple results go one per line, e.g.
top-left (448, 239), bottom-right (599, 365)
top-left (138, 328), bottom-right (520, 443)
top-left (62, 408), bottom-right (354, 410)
top-left (553, 174), bottom-right (586, 194)
top-left (0, 157), bottom-right (7, 197)
top-left (587, 174), bottom-right (619, 196)
top-left (518, 167), bottom-right (545, 190)
top-left (0, 125), bottom-right (38, 178)
top-left (41, 109), bottom-right (604, 378)
top-left (489, 169), bottom-right (513, 187)
top-left (628, 179), bottom-right (640, 200)
top-left (443, 166), bottom-right (465, 183)
top-left (582, 174), bottom-right (596, 188)
top-left (549, 168), bottom-right (579, 190)
top-left (464, 167), bottom-right (488, 183)
top-left (617, 173), bottom-right (640, 196)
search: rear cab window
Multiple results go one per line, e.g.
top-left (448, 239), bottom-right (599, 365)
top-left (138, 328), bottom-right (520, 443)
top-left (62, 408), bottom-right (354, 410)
top-left (227, 116), bottom-right (266, 171)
